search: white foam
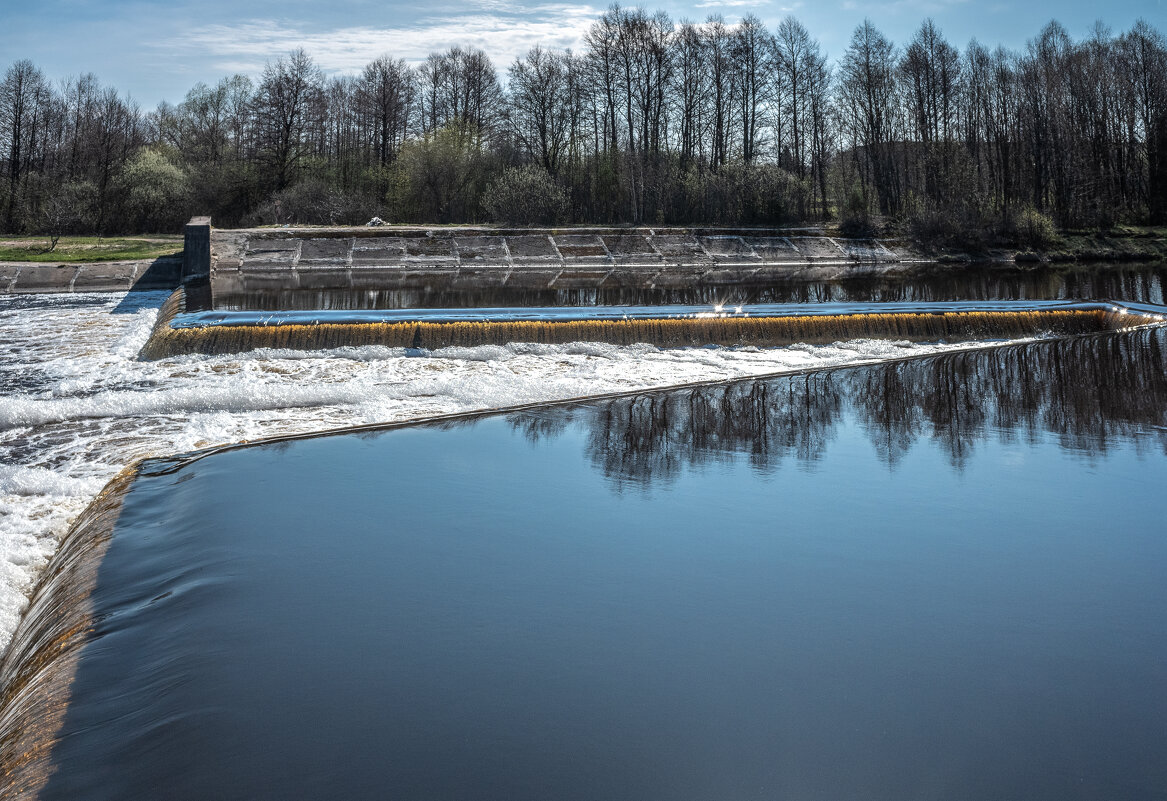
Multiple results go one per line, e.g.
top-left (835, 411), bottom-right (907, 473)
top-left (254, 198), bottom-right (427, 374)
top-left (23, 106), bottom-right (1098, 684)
top-left (0, 290), bottom-right (995, 654)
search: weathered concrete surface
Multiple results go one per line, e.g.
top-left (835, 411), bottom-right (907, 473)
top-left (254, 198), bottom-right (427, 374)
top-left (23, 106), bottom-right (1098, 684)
top-left (0, 264), bottom-right (25, 292)
top-left (0, 257), bottom-right (183, 294)
top-left (210, 226), bottom-right (925, 304)
top-left (183, 217), bottom-right (212, 282)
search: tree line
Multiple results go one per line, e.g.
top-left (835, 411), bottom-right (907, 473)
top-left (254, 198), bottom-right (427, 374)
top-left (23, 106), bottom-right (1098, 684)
top-left (1, 9), bottom-right (1165, 243)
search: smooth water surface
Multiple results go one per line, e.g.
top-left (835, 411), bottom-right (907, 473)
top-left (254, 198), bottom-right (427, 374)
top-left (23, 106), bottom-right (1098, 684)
top-left (212, 261), bottom-right (1167, 310)
top-left (36, 329), bottom-right (1167, 800)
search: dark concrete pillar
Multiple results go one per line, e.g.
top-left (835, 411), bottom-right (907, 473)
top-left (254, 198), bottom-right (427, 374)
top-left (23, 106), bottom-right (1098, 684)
top-left (183, 216), bottom-right (212, 282)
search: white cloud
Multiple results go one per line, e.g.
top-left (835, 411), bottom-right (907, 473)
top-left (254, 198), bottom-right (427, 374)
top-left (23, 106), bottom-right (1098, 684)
top-left (835, 0), bottom-right (968, 13)
top-left (694, 0), bottom-right (771, 6)
top-left (168, 5), bottom-right (601, 77)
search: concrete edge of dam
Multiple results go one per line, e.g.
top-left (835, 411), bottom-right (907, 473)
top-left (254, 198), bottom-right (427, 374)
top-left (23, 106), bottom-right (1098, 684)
top-left (0, 257), bottom-right (183, 295)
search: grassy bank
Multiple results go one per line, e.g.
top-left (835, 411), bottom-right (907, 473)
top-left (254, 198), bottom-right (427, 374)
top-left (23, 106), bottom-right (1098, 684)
top-left (894, 223), bottom-right (1167, 263)
top-left (0, 236), bottom-right (182, 263)
top-left (1037, 226), bottom-right (1167, 262)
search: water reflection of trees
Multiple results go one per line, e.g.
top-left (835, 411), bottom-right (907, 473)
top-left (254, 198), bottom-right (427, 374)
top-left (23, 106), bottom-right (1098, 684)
top-left (770, 264), bottom-right (1167, 306)
top-left (222, 264), bottom-right (1167, 311)
top-left (512, 329), bottom-right (1167, 487)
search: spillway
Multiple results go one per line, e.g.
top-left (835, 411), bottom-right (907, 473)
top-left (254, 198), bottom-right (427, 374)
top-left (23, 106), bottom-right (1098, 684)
top-left (140, 288), bottom-right (1167, 359)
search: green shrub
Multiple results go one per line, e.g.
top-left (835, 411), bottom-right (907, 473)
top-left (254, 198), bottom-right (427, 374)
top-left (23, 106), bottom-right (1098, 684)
top-left (392, 124), bottom-right (492, 223)
top-left (483, 165), bottom-right (568, 225)
top-left (248, 178), bottom-right (349, 226)
top-left (906, 203), bottom-right (988, 251)
top-left (1012, 206), bottom-right (1058, 248)
top-left (839, 188), bottom-right (874, 237)
top-left (116, 147), bottom-right (192, 232)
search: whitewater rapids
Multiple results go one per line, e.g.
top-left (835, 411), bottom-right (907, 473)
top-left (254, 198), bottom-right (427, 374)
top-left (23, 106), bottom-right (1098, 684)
top-left (0, 290), bottom-right (991, 653)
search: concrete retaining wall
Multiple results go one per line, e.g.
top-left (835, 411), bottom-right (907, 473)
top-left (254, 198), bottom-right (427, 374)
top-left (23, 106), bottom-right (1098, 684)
top-left (0, 225), bottom-right (921, 297)
top-left (210, 227), bottom-right (921, 300)
top-left (0, 257), bottom-right (182, 294)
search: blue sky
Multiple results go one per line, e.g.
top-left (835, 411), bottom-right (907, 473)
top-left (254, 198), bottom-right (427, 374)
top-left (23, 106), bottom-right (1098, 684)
top-left (1, 0), bottom-right (1163, 107)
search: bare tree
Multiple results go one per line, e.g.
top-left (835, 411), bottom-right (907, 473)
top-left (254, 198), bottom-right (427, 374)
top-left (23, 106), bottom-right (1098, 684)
top-left (733, 15), bottom-right (772, 164)
top-left (361, 55), bottom-right (414, 168)
top-left (1, 12), bottom-right (1164, 231)
top-left (704, 15), bottom-right (737, 168)
top-left (252, 49), bottom-right (324, 191)
top-left (507, 46), bottom-right (573, 175)
top-left (838, 20), bottom-right (900, 215)
top-left (805, 41), bottom-right (833, 218)
top-left (1118, 20), bottom-right (1167, 222)
top-left (417, 46), bottom-right (502, 147)
top-left (0, 60), bottom-right (49, 230)
top-left (674, 21), bottom-right (709, 166)
top-left (899, 19), bottom-right (962, 203)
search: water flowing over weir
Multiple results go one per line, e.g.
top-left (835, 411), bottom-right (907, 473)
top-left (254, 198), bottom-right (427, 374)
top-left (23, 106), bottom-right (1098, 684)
top-left (3, 328), bottom-right (1167, 800)
top-left (0, 469), bottom-right (135, 798)
top-left (140, 288), bottom-right (1167, 359)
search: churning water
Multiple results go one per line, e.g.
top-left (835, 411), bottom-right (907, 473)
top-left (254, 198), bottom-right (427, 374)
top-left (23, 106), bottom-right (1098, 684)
top-left (0, 291), bottom-right (986, 653)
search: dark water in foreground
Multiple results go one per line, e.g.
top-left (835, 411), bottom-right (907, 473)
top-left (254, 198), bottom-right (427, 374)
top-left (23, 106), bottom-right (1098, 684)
top-left (36, 329), bottom-right (1167, 800)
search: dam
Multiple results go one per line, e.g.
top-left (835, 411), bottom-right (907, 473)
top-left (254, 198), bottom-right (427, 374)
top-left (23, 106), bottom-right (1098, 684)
top-left (202, 223), bottom-right (916, 307)
top-left (2, 0), bottom-right (1165, 790)
top-left (1, 218), bottom-right (1166, 799)
top-left (122, 219), bottom-right (1163, 358)
top-left (3, 330), bottom-right (1167, 799)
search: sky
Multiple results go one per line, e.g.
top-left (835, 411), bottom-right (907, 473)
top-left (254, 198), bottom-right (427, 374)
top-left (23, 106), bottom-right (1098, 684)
top-left (1, 0), bottom-right (1163, 108)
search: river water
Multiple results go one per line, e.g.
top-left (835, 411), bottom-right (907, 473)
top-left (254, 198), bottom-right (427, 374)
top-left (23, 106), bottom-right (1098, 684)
top-left (213, 261), bottom-right (1167, 310)
top-left (0, 290), bottom-right (978, 653)
top-left (23, 325), bottom-right (1167, 800)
